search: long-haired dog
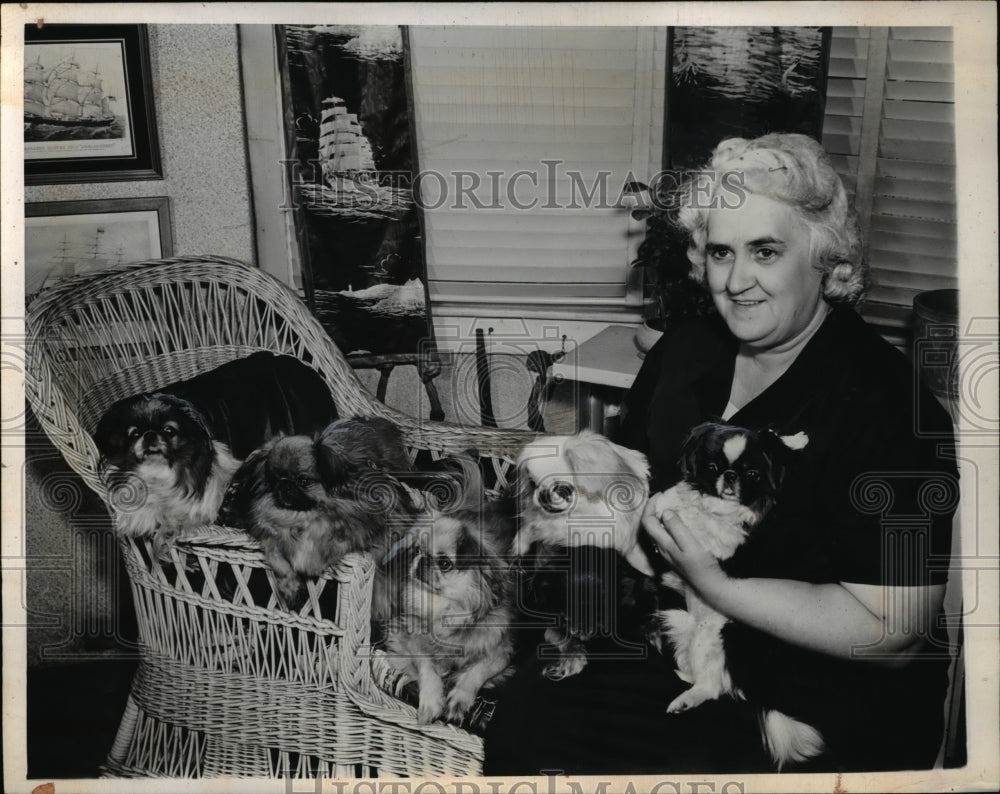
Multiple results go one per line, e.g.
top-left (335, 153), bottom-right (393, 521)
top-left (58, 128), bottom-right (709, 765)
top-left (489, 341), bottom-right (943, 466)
top-left (94, 393), bottom-right (240, 560)
top-left (646, 421), bottom-right (822, 769)
top-left (384, 457), bottom-right (516, 725)
top-left (513, 431), bottom-right (651, 680)
top-left (219, 416), bottom-right (419, 613)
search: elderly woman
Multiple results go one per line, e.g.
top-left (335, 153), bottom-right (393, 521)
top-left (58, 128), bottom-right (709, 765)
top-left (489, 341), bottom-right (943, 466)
top-left (483, 133), bottom-right (958, 774)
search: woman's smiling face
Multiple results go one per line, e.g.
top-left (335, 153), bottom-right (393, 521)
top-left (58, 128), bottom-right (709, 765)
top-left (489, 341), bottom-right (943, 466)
top-left (705, 192), bottom-right (828, 351)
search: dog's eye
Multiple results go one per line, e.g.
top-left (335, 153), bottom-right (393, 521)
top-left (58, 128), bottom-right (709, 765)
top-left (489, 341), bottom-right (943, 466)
top-left (127, 427), bottom-right (140, 440)
top-left (436, 554), bottom-right (454, 572)
top-left (744, 469), bottom-right (759, 482)
top-left (707, 462), bottom-right (720, 474)
top-left (552, 482), bottom-right (574, 501)
top-left (295, 476), bottom-right (314, 489)
top-left (162, 425), bottom-right (176, 438)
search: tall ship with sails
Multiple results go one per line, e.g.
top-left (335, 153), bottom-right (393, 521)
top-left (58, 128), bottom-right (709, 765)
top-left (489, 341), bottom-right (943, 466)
top-left (24, 54), bottom-right (117, 127)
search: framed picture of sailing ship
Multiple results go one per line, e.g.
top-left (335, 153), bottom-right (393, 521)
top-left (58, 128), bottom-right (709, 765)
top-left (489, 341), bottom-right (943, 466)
top-left (25, 197), bottom-right (172, 304)
top-left (24, 24), bottom-right (162, 184)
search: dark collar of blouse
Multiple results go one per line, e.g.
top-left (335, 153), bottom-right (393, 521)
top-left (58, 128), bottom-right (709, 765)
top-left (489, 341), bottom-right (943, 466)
top-left (694, 305), bottom-right (860, 430)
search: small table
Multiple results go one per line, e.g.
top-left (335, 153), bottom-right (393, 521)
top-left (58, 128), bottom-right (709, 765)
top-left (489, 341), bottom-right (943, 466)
top-left (550, 324), bottom-right (646, 435)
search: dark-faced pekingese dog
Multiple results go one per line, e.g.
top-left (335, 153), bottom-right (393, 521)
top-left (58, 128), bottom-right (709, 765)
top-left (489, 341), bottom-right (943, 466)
top-left (219, 416), bottom-right (419, 613)
top-left (646, 421), bottom-right (821, 769)
top-left (94, 393), bottom-right (241, 559)
top-left (385, 457), bottom-right (516, 726)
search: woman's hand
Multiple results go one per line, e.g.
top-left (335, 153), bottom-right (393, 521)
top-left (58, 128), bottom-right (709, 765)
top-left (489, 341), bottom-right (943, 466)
top-left (641, 498), bottom-right (728, 599)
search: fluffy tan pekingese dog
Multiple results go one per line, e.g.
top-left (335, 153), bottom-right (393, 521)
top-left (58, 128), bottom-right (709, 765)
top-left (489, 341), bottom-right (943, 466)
top-left (385, 458), bottom-right (516, 725)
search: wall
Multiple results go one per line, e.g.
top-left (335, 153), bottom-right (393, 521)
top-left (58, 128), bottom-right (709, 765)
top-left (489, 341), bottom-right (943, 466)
top-left (25, 25), bottom-right (254, 262)
top-left (26, 24), bottom-right (254, 667)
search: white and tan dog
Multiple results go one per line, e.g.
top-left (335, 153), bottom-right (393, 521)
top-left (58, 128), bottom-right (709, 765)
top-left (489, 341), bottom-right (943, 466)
top-left (514, 431), bottom-right (651, 679)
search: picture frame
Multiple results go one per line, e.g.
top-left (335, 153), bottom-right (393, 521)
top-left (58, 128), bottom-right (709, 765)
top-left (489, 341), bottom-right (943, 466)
top-left (24, 24), bottom-right (162, 184)
top-left (25, 197), bottom-right (173, 303)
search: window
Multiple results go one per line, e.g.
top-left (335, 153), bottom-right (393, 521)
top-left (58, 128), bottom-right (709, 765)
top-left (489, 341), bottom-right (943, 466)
top-left (408, 26), bottom-right (666, 328)
top-left (823, 26), bottom-right (957, 336)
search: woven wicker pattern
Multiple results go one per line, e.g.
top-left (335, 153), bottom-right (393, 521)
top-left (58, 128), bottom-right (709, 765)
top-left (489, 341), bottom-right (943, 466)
top-left (25, 256), bottom-right (540, 778)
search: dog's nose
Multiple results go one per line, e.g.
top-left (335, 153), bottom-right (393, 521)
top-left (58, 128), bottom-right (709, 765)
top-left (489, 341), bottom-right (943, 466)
top-left (723, 470), bottom-right (738, 485)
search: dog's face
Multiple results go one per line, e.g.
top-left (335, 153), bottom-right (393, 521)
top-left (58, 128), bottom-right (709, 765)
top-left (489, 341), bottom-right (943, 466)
top-left (262, 417), bottom-right (412, 513)
top-left (679, 422), bottom-right (808, 518)
top-left (513, 431), bottom-right (650, 556)
top-left (263, 435), bottom-right (330, 512)
top-left (95, 393), bottom-right (214, 495)
top-left (400, 510), bottom-right (509, 627)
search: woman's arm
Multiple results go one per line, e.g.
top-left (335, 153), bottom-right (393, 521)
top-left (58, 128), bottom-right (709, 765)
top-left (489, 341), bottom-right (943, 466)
top-left (642, 506), bottom-right (945, 666)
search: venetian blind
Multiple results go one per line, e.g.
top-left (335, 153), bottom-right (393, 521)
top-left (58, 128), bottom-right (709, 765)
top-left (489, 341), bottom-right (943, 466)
top-left (408, 26), bottom-right (665, 320)
top-left (823, 26), bottom-right (958, 330)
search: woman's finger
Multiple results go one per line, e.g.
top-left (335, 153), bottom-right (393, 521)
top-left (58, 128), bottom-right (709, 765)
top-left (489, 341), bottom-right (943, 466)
top-left (642, 510), bottom-right (682, 560)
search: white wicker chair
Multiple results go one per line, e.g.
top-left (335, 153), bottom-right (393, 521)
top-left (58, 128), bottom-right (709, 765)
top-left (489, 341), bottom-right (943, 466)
top-left (25, 256), bottom-right (538, 778)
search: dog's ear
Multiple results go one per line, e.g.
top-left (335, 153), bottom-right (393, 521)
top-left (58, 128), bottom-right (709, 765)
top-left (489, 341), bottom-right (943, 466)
top-left (314, 434), bottom-right (348, 491)
top-left (614, 444), bottom-right (650, 486)
top-left (93, 396), bottom-right (138, 461)
top-left (678, 422), bottom-right (723, 479)
top-left (361, 416), bottom-right (411, 473)
top-left (455, 524), bottom-right (482, 569)
top-left (444, 454), bottom-right (485, 514)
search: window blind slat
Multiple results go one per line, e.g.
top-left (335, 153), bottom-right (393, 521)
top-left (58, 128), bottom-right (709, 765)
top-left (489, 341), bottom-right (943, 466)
top-left (419, 27), bottom-right (642, 50)
top-left (889, 27), bottom-right (954, 42)
top-left (414, 66), bottom-right (641, 90)
top-left (876, 159), bottom-right (955, 182)
top-left (872, 268), bottom-right (957, 291)
top-left (874, 177), bottom-right (957, 202)
top-left (413, 85), bottom-right (638, 108)
top-left (826, 96), bottom-right (865, 116)
top-left (869, 230), bottom-right (958, 261)
top-left (826, 78), bottom-right (868, 98)
top-left (873, 195), bottom-right (957, 222)
top-left (877, 140), bottom-right (955, 164)
top-left (886, 60), bottom-right (954, 83)
top-left (880, 118), bottom-right (955, 144)
top-left (882, 99), bottom-right (955, 124)
top-left (425, 210), bottom-right (627, 232)
top-left (430, 282), bottom-right (624, 301)
top-left (884, 81), bottom-right (954, 102)
top-left (418, 104), bottom-right (633, 126)
top-left (888, 39), bottom-right (955, 62)
top-left (822, 131), bottom-right (861, 157)
top-left (828, 57), bottom-right (868, 79)
top-left (417, 122), bottom-right (635, 145)
top-left (870, 213), bottom-right (956, 241)
top-left (412, 47), bottom-right (666, 71)
top-left (429, 259), bottom-right (626, 282)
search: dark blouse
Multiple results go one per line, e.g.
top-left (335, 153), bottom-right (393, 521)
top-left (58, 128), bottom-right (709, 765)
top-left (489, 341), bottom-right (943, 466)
top-left (484, 307), bottom-right (959, 775)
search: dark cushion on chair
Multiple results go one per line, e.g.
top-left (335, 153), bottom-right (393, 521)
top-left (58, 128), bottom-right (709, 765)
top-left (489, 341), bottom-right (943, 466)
top-left (161, 352), bottom-right (338, 458)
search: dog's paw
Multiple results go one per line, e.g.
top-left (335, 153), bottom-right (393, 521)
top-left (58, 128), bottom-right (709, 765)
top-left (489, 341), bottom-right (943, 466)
top-left (445, 687), bottom-right (476, 724)
top-left (542, 654), bottom-right (588, 681)
top-left (275, 576), bottom-right (306, 611)
top-left (667, 685), bottom-right (712, 714)
top-left (417, 690), bottom-right (445, 725)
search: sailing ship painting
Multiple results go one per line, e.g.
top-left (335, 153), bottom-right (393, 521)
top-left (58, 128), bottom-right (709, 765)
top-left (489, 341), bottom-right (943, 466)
top-left (24, 41), bottom-right (130, 153)
top-left (282, 25), bottom-right (431, 357)
top-left (25, 207), bottom-right (165, 304)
